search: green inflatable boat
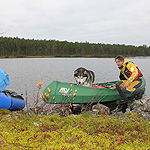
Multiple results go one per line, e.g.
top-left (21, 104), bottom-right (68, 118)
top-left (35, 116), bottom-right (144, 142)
top-left (42, 77), bottom-right (146, 104)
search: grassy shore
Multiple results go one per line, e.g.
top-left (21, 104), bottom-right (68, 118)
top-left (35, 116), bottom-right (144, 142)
top-left (0, 109), bottom-right (149, 150)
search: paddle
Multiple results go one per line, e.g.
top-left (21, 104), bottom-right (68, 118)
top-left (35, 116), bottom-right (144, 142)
top-left (0, 68), bottom-right (10, 91)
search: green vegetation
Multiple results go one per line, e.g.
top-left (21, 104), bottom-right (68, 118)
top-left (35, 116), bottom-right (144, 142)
top-left (0, 109), bottom-right (149, 149)
top-left (0, 37), bottom-right (150, 57)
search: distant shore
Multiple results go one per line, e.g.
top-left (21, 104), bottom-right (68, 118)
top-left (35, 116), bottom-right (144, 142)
top-left (0, 55), bottom-right (146, 58)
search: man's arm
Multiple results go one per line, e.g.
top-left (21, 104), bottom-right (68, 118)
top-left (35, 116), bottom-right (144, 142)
top-left (126, 62), bottom-right (138, 84)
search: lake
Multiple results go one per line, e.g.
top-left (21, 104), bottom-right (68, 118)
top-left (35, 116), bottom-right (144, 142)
top-left (1, 57), bottom-right (150, 105)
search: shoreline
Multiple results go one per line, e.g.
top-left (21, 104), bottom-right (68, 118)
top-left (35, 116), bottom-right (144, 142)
top-left (0, 55), bottom-right (148, 59)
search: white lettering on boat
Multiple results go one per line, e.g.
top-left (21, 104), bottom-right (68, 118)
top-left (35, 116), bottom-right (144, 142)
top-left (59, 87), bottom-right (70, 94)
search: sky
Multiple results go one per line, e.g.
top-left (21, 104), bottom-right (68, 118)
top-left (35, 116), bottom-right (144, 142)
top-left (0, 0), bottom-right (150, 46)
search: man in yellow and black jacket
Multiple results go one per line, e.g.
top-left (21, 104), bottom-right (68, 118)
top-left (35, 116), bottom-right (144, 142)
top-left (112, 55), bottom-right (144, 112)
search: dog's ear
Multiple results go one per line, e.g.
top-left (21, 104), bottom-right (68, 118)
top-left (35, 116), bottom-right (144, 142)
top-left (84, 70), bottom-right (87, 74)
top-left (74, 69), bottom-right (78, 73)
top-left (82, 71), bottom-right (88, 78)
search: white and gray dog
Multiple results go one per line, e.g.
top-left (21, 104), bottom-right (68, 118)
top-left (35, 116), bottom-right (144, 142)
top-left (74, 67), bottom-right (95, 87)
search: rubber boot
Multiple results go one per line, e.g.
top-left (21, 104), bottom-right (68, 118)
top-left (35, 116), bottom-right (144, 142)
top-left (135, 89), bottom-right (145, 100)
top-left (115, 97), bottom-right (128, 113)
top-left (117, 103), bottom-right (127, 113)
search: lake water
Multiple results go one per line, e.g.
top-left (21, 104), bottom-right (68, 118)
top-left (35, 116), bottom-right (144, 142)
top-left (1, 57), bottom-right (150, 105)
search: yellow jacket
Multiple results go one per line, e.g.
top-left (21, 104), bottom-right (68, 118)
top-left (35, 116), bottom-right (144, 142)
top-left (119, 59), bottom-right (142, 84)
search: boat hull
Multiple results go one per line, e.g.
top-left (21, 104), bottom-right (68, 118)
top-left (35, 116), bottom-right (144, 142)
top-left (43, 77), bottom-right (146, 104)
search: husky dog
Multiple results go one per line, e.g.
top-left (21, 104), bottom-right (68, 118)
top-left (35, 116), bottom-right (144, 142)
top-left (74, 67), bottom-right (95, 87)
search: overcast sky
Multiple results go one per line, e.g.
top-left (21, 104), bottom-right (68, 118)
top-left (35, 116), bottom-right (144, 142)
top-left (0, 0), bottom-right (150, 46)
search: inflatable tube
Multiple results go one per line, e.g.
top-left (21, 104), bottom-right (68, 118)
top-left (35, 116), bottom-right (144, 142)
top-left (0, 90), bottom-right (25, 111)
top-left (9, 97), bottom-right (25, 111)
top-left (0, 92), bottom-right (12, 109)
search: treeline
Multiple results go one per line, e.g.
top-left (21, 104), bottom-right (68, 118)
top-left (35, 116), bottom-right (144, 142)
top-left (0, 36), bottom-right (150, 57)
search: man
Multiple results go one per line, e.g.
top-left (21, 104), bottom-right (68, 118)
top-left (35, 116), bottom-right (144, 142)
top-left (112, 55), bottom-right (143, 113)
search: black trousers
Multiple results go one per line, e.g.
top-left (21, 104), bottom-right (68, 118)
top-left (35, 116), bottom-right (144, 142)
top-left (116, 77), bottom-right (142, 100)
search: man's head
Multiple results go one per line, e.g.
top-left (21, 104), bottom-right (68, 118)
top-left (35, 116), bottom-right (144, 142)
top-left (115, 55), bottom-right (124, 68)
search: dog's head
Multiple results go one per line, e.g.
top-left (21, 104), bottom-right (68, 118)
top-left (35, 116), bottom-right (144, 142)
top-left (74, 67), bottom-right (88, 85)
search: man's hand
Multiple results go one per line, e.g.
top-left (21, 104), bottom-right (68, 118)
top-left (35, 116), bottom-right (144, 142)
top-left (123, 82), bottom-right (129, 88)
top-left (111, 86), bottom-right (116, 90)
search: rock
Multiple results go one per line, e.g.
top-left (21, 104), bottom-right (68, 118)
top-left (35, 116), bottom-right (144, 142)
top-left (45, 104), bottom-right (72, 116)
top-left (92, 103), bottom-right (110, 115)
top-left (130, 97), bottom-right (150, 120)
top-left (112, 112), bottom-right (129, 119)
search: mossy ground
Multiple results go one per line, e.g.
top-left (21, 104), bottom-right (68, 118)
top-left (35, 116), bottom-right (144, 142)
top-left (0, 109), bottom-right (149, 150)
